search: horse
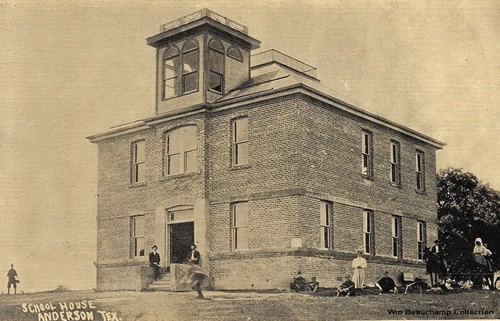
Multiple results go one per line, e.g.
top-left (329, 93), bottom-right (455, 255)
top-left (471, 253), bottom-right (495, 290)
top-left (423, 247), bottom-right (448, 286)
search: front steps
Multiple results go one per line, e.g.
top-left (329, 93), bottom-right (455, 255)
top-left (147, 271), bottom-right (172, 291)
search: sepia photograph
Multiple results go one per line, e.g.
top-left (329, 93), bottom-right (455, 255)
top-left (1, 0), bottom-right (499, 320)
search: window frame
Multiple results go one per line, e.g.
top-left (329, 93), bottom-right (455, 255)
top-left (320, 201), bottom-right (333, 250)
top-left (162, 46), bottom-right (180, 100)
top-left (164, 125), bottom-right (198, 176)
top-left (208, 38), bottom-right (225, 94)
top-left (417, 221), bottom-right (426, 260)
top-left (361, 130), bottom-right (373, 178)
top-left (227, 46), bottom-right (243, 62)
top-left (390, 140), bottom-right (401, 186)
top-left (231, 117), bottom-right (249, 166)
top-left (131, 140), bottom-right (145, 184)
top-left (181, 40), bottom-right (199, 94)
top-left (416, 150), bottom-right (425, 192)
top-left (392, 215), bottom-right (403, 259)
top-left (231, 202), bottom-right (249, 250)
top-left (131, 215), bottom-right (145, 258)
top-left (362, 210), bottom-right (375, 255)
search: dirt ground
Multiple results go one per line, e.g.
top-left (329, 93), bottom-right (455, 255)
top-left (0, 289), bottom-right (498, 321)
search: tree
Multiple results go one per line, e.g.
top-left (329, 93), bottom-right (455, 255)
top-left (437, 168), bottom-right (500, 276)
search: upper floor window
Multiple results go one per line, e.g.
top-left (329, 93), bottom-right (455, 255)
top-left (181, 41), bottom-right (199, 94)
top-left (227, 46), bottom-right (243, 61)
top-left (390, 141), bottom-right (401, 186)
top-left (165, 126), bottom-right (197, 176)
top-left (208, 39), bottom-right (225, 94)
top-left (131, 215), bottom-right (145, 257)
top-left (232, 202), bottom-right (249, 250)
top-left (361, 130), bottom-right (373, 177)
top-left (162, 41), bottom-right (199, 100)
top-left (132, 140), bottom-right (145, 184)
top-left (392, 215), bottom-right (403, 259)
top-left (417, 221), bottom-right (426, 260)
top-left (320, 201), bottom-right (333, 250)
top-left (416, 150), bottom-right (425, 192)
top-left (163, 47), bottom-right (180, 99)
top-left (231, 117), bottom-right (249, 166)
top-left (363, 210), bottom-right (375, 255)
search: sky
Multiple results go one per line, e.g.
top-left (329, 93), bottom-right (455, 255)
top-left (0, 0), bottom-right (498, 292)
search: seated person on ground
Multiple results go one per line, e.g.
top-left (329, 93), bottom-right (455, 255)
top-left (376, 271), bottom-right (397, 293)
top-left (308, 276), bottom-right (320, 292)
top-left (290, 271), bottom-right (308, 292)
top-left (337, 275), bottom-right (355, 297)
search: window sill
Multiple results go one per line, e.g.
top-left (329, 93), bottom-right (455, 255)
top-left (415, 189), bottom-right (426, 195)
top-left (161, 171), bottom-right (199, 181)
top-left (129, 182), bottom-right (147, 189)
top-left (361, 174), bottom-right (374, 181)
top-left (208, 89), bottom-right (223, 95)
top-left (162, 89), bottom-right (199, 101)
top-left (390, 183), bottom-right (402, 189)
top-left (230, 164), bottom-right (251, 171)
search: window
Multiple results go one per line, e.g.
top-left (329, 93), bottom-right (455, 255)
top-left (363, 210), bottom-right (375, 255)
top-left (231, 117), bottom-right (249, 166)
top-left (361, 131), bottom-right (373, 177)
top-left (165, 126), bottom-right (197, 176)
top-left (132, 216), bottom-right (145, 257)
top-left (416, 150), bottom-right (425, 192)
top-left (181, 41), bottom-right (199, 94)
top-left (132, 140), bottom-right (145, 184)
top-left (417, 221), bottom-right (426, 260)
top-left (232, 202), bottom-right (249, 250)
top-left (390, 141), bottom-right (401, 186)
top-left (320, 201), bottom-right (333, 249)
top-left (163, 47), bottom-right (180, 99)
top-left (208, 39), bottom-right (225, 93)
top-left (227, 46), bottom-right (243, 61)
top-left (162, 41), bottom-right (199, 99)
top-left (392, 216), bottom-right (402, 259)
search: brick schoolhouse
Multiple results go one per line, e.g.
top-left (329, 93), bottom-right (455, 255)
top-left (87, 9), bottom-right (445, 291)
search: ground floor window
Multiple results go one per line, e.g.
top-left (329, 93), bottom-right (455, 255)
top-left (363, 210), bottom-right (375, 255)
top-left (320, 201), bottom-right (333, 249)
top-left (131, 215), bottom-right (145, 257)
top-left (392, 216), bottom-right (403, 259)
top-left (232, 202), bottom-right (249, 250)
top-left (417, 220), bottom-right (426, 260)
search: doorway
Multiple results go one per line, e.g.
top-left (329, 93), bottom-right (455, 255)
top-left (169, 222), bottom-right (194, 264)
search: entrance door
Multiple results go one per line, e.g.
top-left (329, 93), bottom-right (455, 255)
top-left (169, 222), bottom-right (194, 264)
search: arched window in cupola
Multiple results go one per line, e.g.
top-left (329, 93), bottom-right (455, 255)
top-left (163, 46), bottom-right (180, 99)
top-left (227, 46), bottom-right (243, 62)
top-left (181, 40), bottom-right (199, 94)
top-left (208, 38), bottom-right (225, 94)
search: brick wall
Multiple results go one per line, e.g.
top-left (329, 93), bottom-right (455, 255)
top-left (209, 251), bottom-right (428, 290)
top-left (93, 92), bottom-right (439, 290)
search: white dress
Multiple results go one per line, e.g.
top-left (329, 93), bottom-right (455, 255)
top-left (352, 256), bottom-right (367, 288)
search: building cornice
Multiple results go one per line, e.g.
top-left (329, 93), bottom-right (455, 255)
top-left (211, 84), bottom-right (446, 149)
top-left (87, 84), bottom-right (445, 149)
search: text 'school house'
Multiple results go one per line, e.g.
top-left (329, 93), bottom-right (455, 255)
top-left (87, 9), bottom-right (445, 291)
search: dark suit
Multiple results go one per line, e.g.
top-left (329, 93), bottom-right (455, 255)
top-left (149, 252), bottom-right (160, 280)
top-left (188, 250), bottom-right (201, 265)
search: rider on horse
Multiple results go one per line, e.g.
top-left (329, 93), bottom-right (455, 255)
top-left (472, 237), bottom-right (494, 289)
top-left (473, 237), bottom-right (492, 264)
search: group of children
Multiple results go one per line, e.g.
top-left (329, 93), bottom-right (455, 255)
top-left (290, 270), bottom-right (398, 297)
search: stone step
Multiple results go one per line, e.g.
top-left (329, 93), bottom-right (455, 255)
top-left (149, 284), bottom-right (172, 289)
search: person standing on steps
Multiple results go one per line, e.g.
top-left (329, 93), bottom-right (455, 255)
top-left (188, 244), bottom-right (201, 265)
top-left (149, 245), bottom-right (161, 281)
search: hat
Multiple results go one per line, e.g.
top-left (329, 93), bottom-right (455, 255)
top-left (345, 274), bottom-right (351, 278)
